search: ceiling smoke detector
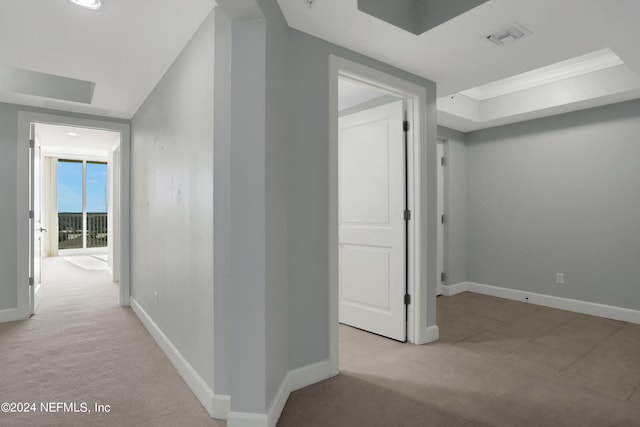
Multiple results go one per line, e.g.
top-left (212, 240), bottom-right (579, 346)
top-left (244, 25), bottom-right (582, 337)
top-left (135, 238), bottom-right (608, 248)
top-left (305, 0), bottom-right (316, 8)
top-left (486, 22), bottom-right (530, 46)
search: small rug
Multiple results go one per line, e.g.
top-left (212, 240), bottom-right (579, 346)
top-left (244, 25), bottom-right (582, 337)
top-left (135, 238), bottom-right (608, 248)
top-left (63, 255), bottom-right (108, 271)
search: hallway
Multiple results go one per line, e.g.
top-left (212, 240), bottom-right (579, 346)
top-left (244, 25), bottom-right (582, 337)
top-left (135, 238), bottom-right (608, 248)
top-left (0, 257), bottom-right (223, 427)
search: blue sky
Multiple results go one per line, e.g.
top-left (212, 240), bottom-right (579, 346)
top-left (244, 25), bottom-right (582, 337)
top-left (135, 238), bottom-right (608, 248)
top-left (58, 161), bottom-right (108, 213)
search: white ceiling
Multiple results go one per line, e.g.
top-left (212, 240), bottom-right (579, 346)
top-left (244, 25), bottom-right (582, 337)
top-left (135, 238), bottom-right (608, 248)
top-left (36, 123), bottom-right (120, 157)
top-left (279, 0), bottom-right (640, 131)
top-left (0, 0), bottom-right (215, 119)
top-left (2, 1), bottom-right (640, 131)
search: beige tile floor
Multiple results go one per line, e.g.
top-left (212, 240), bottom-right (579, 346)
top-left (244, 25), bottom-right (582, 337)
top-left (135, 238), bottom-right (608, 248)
top-left (279, 292), bottom-right (640, 426)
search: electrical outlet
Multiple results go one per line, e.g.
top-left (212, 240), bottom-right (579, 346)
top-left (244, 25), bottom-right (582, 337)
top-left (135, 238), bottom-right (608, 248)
top-left (556, 273), bottom-right (564, 284)
top-left (154, 291), bottom-right (159, 306)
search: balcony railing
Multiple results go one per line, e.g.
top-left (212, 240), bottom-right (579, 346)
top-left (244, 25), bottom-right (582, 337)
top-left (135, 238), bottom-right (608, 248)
top-left (58, 212), bottom-right (107, 249)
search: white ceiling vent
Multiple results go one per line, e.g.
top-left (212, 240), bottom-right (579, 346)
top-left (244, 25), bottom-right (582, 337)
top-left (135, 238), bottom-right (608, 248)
top-left (486, 22), bottom-right (530, 46)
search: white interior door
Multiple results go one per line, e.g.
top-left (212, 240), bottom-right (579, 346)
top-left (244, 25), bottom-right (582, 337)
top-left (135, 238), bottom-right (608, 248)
top-left (338, 100), bottom-right (406, 342)
top-left (437, 142), bottom-right (444, 296)
top-left (30, 133), bottom-right (44, 315)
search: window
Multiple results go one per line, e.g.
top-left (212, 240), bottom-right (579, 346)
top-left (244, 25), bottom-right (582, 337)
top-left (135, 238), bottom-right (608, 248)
top-left (58, 159), bottom-right (108, 250)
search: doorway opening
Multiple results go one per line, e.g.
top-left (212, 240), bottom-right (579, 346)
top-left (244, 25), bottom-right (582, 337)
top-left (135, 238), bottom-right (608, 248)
top-left (17, 112), bottom-right (131, 319)
top-left (337, 79), bottom-right (407, 342)
top-left (35, 123), bottom-right (119, 313)
top-left (329, 55), bottom-right (433, 376)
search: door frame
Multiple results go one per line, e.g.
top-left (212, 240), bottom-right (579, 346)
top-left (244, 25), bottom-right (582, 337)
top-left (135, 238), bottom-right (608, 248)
top-left (437, 138), bottom-right (446, 296)
top-left (329, 55), bottom-right (433, 375)
top-left (30, 132), bottom-right (43, 315)
top-left (17, 111), bottom-right (131, 317)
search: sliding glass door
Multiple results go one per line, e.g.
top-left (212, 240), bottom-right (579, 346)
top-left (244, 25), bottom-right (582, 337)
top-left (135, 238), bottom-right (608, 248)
top-left (86, 161), bottom-right (108, 247)
top-left (58, 159), bottom-right (108, 251)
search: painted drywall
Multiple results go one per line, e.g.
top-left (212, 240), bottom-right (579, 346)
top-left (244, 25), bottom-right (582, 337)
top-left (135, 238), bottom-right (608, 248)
top-left (357, 0), bottom-right (488, 35)
top-left (438, 126), bottom-right (466, 286)
top-left (0, 104), bottom-right (19, 310)
top-left (357, 0), bottom-right (418, 34)
top-left (481, 65), bottom-right (640, 122)
top-left (416, 0), bottom-right (489, 35)
top-left (227, 14), bottom-right (269, 415)
top-left (213, 6), bottom-right (232, 398)
top-left (285, 25), bottom-right (438, 370)
top-left (263, 0), bottom-right (291, 411)
top-left (130, 9), bottom-right (215, 391)
top-left (216, 0), bottom-right (291, 416)
top-left (215, 0), bottom-right (437, 419)
top-left (466, 99), bottom-right (640, 310)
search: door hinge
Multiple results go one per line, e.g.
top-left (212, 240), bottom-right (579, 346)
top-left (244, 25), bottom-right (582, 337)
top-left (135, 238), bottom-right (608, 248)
top-left (29, 277), bottom-right (34, 286)
top-left (404, 294), bottom-right (411, 305)
top-left (404, 210), bottom-right (411, 221)
top-left (29, 139), bottom-right (35, 149)
top-left (29, 210), bottom-right (34, 219)
top-left (441, 157), bottom-right (446, 166)
top-left (441, 272), bottom-right (447, 283)
top-left (441, 214), bottom-right (446, 224)
top-left (403, 120), bottom-right (410, 132)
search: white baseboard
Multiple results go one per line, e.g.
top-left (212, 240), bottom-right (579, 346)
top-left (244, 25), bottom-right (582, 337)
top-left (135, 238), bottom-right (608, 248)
top-left (227, 412), bottom-right (268, 427)
top-left (287, 359), bottom-right (333, 393)
top-left (441, 282), bottom-right (469, 296)
top-left (268, 360), bottom-right (332, 427)
top-left (0, 308), bottom-right (22, 323)
top-left (467, 282), bottom-right (640, 324)
top-left (418, 325), bottom-right (439, 344)
top-left (228, 359), bottom-right (333, 427)
top-left (130, 297), bottom-right (229, 419)
top-left (212, 394), bottom-right (231, 420)
top-left (443, 281), bottom-right (640, 325)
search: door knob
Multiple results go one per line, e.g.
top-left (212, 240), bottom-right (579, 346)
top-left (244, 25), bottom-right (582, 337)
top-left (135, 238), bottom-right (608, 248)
top-left (39, 227), bottom-right (48, 233)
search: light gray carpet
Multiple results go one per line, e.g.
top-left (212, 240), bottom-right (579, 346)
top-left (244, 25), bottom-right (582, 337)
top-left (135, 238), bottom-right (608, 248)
top-left (279, 292), bottom-right (640, 426)
top-left (6, 258), bottom-right (639, 426)
top-left (0, 256), bottom-right (224, 427)
top-left (63, 255), bottom-right (108, 271)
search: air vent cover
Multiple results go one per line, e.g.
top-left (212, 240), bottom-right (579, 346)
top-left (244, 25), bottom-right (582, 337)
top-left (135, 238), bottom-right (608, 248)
top-left (486, 22), bottom-right (531, 46)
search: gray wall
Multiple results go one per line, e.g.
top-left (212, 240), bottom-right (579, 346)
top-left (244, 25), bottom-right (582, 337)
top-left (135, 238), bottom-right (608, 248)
top-left (228, 14), bottom-right (269, 414)
top-left (438, 126), bottom-right (466, 286)
top-left (217, 0), bottom-right (437, 415)
top-left (213, 6), bottom-right (232, 398)
top-left (0, 104), bottom-right (19, 310)
top-left (466, 99), bottom-right (640, 310)
top-left (263, 0), bottom-right (291, 409)
top-left (285, 25), bottom-right (438, 370)
top-left (130, 10), bottom-right (215, 389)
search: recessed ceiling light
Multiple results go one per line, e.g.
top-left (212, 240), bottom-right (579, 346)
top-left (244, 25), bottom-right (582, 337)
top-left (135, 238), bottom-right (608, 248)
top-left (69, 0), bottom-right (102, 10)
top-left (67, 131), bottom-right (79, 137)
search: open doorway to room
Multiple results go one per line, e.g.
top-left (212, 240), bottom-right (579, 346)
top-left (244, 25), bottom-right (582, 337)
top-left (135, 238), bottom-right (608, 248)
top-left (17, 111), bottom-right (130, 319)
top-left (35, 123), bottom-right (120, 310)
top-left (336, 77), bottom-right (407, 343)
top-left (329, 55), bottom-right (432, 376)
